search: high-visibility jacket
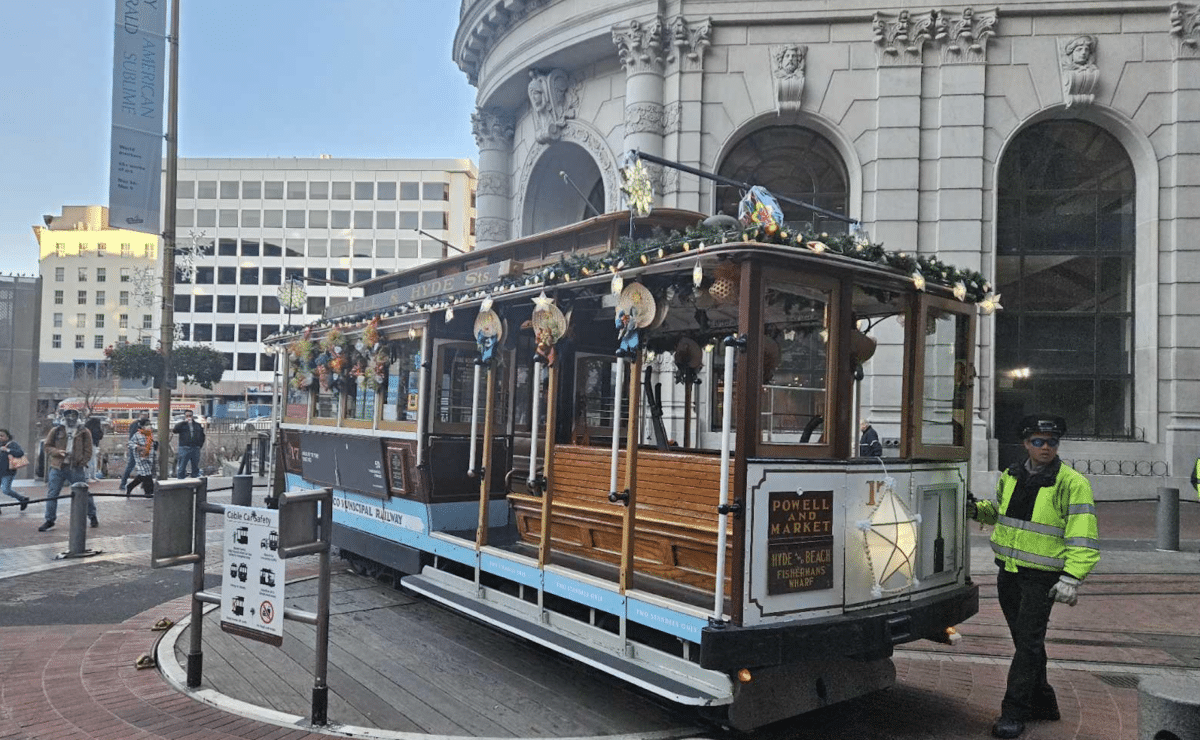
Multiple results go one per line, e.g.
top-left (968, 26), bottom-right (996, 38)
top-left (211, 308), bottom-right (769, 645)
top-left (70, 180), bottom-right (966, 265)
top-left (976, 458), bottom-right (1100, 581)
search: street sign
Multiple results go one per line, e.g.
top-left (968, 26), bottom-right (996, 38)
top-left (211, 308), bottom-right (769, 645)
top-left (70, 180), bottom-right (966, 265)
top-left (220, 505), bottom-right (285, 646)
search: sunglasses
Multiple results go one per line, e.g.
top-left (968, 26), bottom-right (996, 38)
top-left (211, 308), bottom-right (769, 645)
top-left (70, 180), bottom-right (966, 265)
top-left (1028, 437), bottom-right (1059, 448)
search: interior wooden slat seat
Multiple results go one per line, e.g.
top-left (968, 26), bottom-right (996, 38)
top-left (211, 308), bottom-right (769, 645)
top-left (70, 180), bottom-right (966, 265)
top-left (508, 444), bottom-right (732, 593)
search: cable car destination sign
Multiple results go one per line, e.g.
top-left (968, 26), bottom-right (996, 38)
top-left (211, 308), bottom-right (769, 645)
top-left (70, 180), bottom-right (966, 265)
top-left (324, 260), bottom-right (514, 321)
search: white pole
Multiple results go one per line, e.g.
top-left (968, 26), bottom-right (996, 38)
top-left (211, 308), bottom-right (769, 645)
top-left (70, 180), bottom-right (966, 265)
top-left (608, 357), bottom-right (625, 498)
top-left (468, 361), bottom-right (482, 476)
top-left (527, 362), bottom-right (543, 489)
top-left (415, 331), bottom-right (430, 469)
top-left (713, 340), bottom-right (737, 621)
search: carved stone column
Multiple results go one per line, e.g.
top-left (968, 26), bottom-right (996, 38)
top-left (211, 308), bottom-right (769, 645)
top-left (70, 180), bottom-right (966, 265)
top-left (661, 15), bottom-right (712, 210)
top-left (471, 106), bottom-right (515, 249)
top-left (613, 18), bottom-right (667, 201)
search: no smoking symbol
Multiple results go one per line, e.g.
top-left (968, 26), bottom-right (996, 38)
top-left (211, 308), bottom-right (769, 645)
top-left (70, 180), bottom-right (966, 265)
top-left (260, 601), bottom-right (275, 625)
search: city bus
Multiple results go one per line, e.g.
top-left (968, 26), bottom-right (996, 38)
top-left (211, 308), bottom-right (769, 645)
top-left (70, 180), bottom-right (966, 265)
top-left (266, 207), bottom-right (986, 730)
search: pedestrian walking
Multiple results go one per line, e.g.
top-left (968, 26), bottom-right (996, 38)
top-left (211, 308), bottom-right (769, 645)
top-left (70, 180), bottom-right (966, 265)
top-left (859, 417), bottom-right (882, 457)
top-left (84, 415), bottom-right (106, 481)
top-left (0, 428), bottom-right (32, 513)
top-left (118, 411), bottom-right (152, 490)
top-left (967, 414), bottom-right (1100, 739)
top-left (125, 424), bottom-right (155, 497)
top-left (39, 408), bottom-right (98, 531)
top-left (173, 410), bottom-right (205, 478)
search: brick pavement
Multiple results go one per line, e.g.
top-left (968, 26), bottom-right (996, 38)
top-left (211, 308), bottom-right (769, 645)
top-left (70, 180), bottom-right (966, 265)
top-left (1, 476), bottom-right (1198, 739)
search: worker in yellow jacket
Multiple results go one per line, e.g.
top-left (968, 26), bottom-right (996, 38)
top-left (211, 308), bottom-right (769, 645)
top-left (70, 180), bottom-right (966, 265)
top-left (968, 414), bottom-right (1100, 739)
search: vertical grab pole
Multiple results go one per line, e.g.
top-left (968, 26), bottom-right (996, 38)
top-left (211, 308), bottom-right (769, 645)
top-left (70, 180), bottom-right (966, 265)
top-left (415, 330), bottom-right (430, 469)
top-left (618, 351), bottom-right (643, 593)
top-left (468, 360), bottom-right (483, 476)
top-left (713, 338), bottom-right (738, 621)
top-left (476, 365), bottom-right (496, 549)
top-left (608, 356), bottom-right (626, 499)
top-left (536, 361), bottom-right (560, 568)
top-left (527, 360), bottom-right (544, 490)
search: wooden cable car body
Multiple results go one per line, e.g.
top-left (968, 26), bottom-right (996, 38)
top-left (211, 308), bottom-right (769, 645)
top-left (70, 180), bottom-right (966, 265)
top-left (270, 210), bottom-right (980, 731)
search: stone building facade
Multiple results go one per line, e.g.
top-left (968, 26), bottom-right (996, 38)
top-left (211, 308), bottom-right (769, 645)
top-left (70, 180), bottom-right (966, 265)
top-left (454, 0), bottom-right (1200, 497)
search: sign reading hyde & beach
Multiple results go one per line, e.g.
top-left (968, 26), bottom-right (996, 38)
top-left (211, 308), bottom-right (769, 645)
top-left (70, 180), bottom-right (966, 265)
top-left (220, 505), bottom-right (284, 646)
top-left (109, 0), bottom-right (167, 235)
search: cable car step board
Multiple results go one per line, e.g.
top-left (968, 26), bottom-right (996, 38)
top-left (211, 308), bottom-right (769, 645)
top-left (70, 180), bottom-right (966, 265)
top-left (402, 570), bottom-right (734, 707)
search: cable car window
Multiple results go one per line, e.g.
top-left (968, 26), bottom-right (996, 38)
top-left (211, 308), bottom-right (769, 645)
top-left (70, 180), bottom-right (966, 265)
top-left (345, 381), bottom-right (376, 422)
top-left (761, 280), bottom-right (831, 445)
top-left (920, 310), bottom-right (971, 447)
top-left (381, 337), bottom-right (422, 423)
top-left (434, 343), bottom-right (509, 434)
top-left (313, 385), bottom-right (338, 421)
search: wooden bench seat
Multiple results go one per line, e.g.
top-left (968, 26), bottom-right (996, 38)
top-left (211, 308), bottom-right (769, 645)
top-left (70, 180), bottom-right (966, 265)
top-left (508, 444), bottom-right (733, 594)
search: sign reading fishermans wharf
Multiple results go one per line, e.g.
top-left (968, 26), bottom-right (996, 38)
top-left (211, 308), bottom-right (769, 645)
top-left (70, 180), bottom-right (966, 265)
top-left (324, 260), bottom-right (514, 320)
top-left (766, 489), bottom-right (834, 594)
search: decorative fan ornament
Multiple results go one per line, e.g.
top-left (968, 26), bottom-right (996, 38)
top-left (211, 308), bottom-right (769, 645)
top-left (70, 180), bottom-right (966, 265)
top-left (856, 477), bottom-right (921, 598)
top-left (474, 309), bottom-right (504, 363)
top-left (620, 156), bottom-right (654, 218)
top-left (615, 282), bottom-right (655, 355)
top-left (532, 299), bottom-right (567, 366)
top-left (706, 262), bottom-right (740, 306)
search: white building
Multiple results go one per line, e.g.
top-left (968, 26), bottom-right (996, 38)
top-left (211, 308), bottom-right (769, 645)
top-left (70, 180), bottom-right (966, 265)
top-left (453, 1), bottom-right (1199, 496)
top-left (170, 157), bottom-right (476, 416)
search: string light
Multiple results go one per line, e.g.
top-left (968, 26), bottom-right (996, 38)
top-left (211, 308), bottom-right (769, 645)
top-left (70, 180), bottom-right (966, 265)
top-left (692, 260), bottom-right (703, 288)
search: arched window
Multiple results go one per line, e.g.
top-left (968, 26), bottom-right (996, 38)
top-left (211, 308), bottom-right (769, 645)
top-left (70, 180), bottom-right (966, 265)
top-left (994, 120), bottom-right (1134, 457)
top-left (716, 126), bottom-right (849, 233)
top-left (522, 142), bottom-right (604, 236)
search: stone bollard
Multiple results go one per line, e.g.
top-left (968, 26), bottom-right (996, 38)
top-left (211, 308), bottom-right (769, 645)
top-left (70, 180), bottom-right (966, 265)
top-left (1139, 675), bottom-right (1200, 740)
top-left (1157, 487), bottom-right (1180, 552)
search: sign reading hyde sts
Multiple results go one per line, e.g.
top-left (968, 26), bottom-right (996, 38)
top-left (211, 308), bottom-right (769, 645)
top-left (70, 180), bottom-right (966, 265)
top-left (323, 260), bottom-right (513, 320)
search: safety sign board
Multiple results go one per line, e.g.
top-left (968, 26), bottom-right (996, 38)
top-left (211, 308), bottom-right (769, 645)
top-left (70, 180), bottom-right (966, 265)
top-left (220, 505), bottom-right (284, 646)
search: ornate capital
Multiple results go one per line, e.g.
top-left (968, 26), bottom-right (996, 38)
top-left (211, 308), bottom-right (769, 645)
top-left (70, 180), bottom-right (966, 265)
top-left (1061, 35), bottom-right (1099, 108)
top-left (477, 171), bottom-right (508, 198)
top-left (935, 7), bottom-right (997, 64)
top-left (872, 10), bottom-right (934, 65)
top-left (527, 68), bottom-right (578, 144)
top-left (613, 17), bottom-right (665, 74)
top-left (624, 102), bottom-right (665, 135)
top-left (1170, 3), bottom-right (1200, 57)
top-left (771, 45), bottom-right (807, 113)
top-left (471, 107), bottom-right (514, 149)
top-left (666, 16), bottom-right (712, 70)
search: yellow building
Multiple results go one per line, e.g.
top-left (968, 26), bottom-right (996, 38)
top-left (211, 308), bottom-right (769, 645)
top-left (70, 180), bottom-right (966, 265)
top-left (33, 205), bottom-right (161, 368)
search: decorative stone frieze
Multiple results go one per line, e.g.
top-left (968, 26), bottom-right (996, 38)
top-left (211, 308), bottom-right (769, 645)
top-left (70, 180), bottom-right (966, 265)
top-left (613, 18), bottom-right (666, 74)
top-left (471, 107), bottom-right (515, 149)
top-left (455, 0), bottom-right (553, 85)
top-left (477, 172), bottom-right (509, 197)
top-left (624, 103), bottom-right (665, 135)
top-left (662, 102), bottom-right (682, 136)
top-left (666, 16), bottom-right (712, 70)
top-left (475, 217), bottom-right (510, 245)
top-left (935, 7), bottom-right (997, 64)
top-left (771, 45), bottom-right (807, 113)
top-left (872, 10), bottom-right (934, 65)
top-left (1061, 35), bottom-right (1099, 108)
top-left (1169, 3), bottom-right (1200, 57)
top-left (527, 69), bottom-right (578, 144)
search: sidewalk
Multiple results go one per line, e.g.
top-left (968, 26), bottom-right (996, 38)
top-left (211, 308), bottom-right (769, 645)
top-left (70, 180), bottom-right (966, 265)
top-left (1, 483), bottom-right (1198, 739)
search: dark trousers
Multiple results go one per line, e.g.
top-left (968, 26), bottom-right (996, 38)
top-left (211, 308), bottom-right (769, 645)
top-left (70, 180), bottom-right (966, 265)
top-left (997, 567), bottom-right (1059, 720)
top-left (126, 475), bottom-right (154, 497)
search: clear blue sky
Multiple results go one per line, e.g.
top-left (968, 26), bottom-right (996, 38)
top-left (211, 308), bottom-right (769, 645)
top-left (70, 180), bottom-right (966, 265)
top-left (0, 0), bottom-right (478, 275)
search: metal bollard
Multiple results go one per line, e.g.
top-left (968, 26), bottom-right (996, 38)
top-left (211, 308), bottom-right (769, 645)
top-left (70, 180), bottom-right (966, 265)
top-left (1157, 487), bottom-right (1180, 552)
top-left (231, 474), bottom-right (253, 507)
top-left (65, 482), bottom-right (91, 558)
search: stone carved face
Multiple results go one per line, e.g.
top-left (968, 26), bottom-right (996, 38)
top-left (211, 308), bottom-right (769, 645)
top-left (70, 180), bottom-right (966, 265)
top-left (1065, 36), bottom-right (1095, 67)
top-left (781, 46), bottom-right (801, 74)
top-left (528, 77), bottom-right (546, 111)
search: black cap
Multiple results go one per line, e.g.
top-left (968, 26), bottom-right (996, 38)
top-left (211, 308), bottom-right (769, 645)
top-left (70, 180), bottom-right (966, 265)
top-left (1018, 414), bottom-right (1066, 439)
top-left (62, 409), bottom-right (79, 417)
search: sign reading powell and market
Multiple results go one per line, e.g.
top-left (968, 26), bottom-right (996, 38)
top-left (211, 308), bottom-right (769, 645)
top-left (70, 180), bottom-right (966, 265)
top-left (766, 489), bottom-right (834, 594)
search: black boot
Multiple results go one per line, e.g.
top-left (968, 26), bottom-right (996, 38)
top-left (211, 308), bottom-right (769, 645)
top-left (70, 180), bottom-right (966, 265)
top-left (991, 717), bottom-right (1025, 739)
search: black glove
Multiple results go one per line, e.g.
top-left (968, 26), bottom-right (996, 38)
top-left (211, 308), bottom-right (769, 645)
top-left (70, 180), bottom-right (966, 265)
top-left (966, 492), bottom-right (978, 521)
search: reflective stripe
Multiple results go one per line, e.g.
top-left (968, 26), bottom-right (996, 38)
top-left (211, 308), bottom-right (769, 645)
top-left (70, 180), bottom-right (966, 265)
top-left (996, 515), bottom-right (1064, 537)
top-left (1064, 537), bottom-right (1100, 549)
top-left (990, 540), bottom-right (1066, 569)
top-left (1068, 504), bottom-right (1096, 516)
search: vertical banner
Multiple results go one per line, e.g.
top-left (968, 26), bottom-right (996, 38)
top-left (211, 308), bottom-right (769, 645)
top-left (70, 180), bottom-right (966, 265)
top-left (109, 0), bottom-right (167, 235)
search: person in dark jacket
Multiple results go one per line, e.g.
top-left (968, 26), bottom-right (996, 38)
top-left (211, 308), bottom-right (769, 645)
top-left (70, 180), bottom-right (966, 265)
top-left (0, 428), bottom-right (32, 513)
top-left (118, 411), bottom-right (152, 490)
top-left (172, 410), bottom-right (206, 478)
top-left (84, 416), bottom-right (105, 481)
top-left (859, 418), bottom-right (883, 457)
